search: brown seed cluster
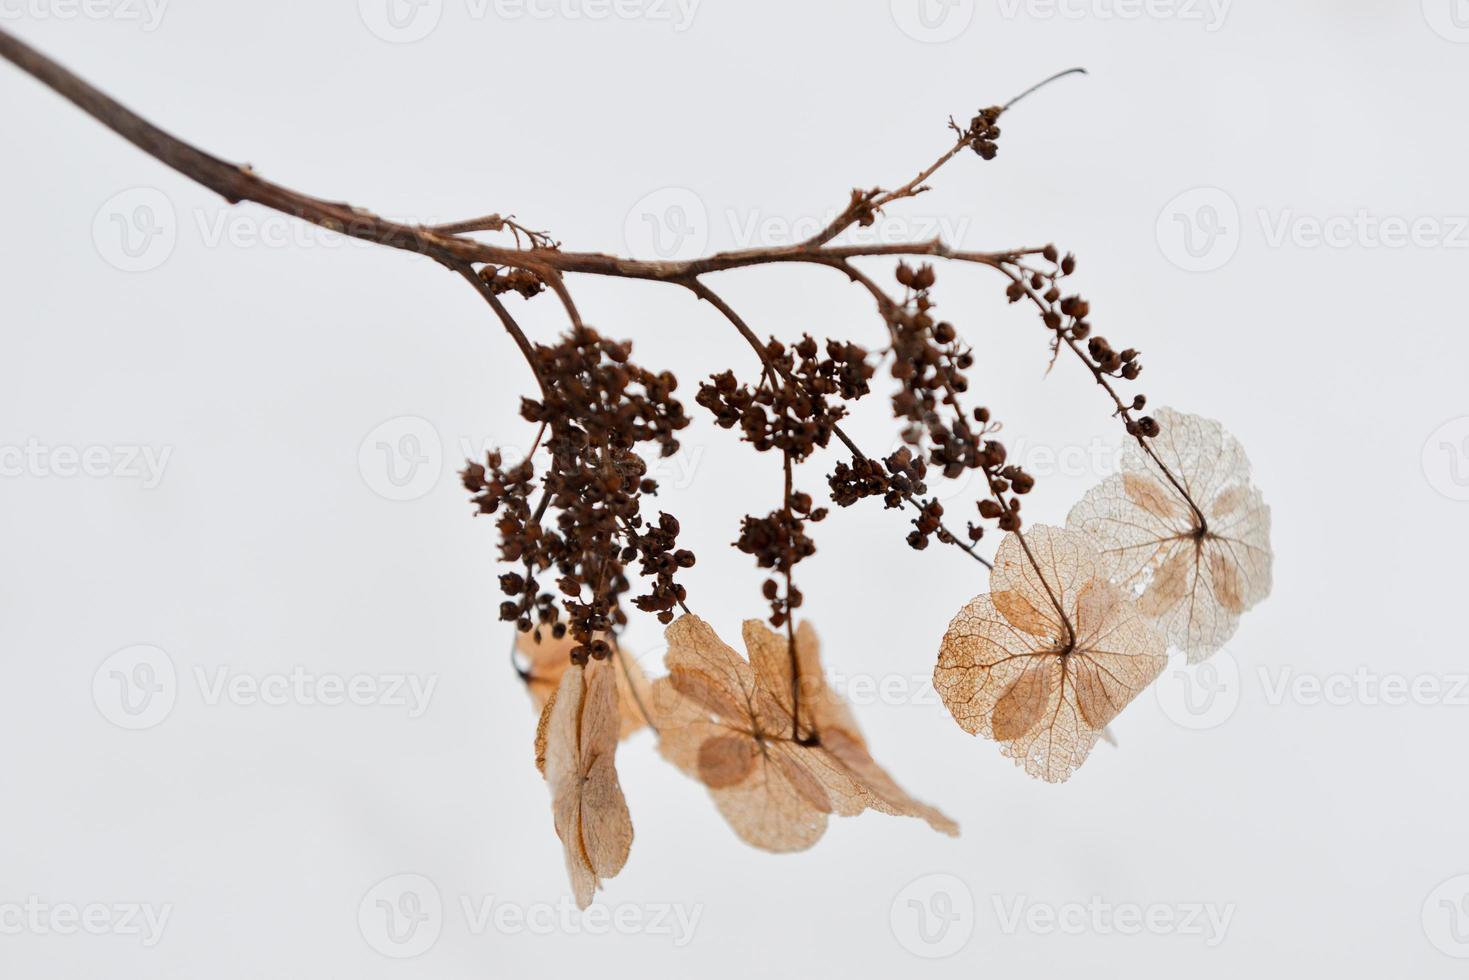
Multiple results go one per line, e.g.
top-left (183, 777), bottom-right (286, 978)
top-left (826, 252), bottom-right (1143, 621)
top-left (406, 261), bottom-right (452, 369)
top-left (696, 335), bottom-right (872, 460)
top-left (966, 106), bottom-right (1004, 160)
top-left (478, 264), bottom-right (546, 299)
top-left (1003, 247), bottom-right (1160, 440)
top-left (464, 326), bottom-right (694, 664)
top-left (829, 446), bottom-right (928, 510)
top-left (829, 262), bottom-right (1035, 549)
top-left (738, 502), bottom-right (819, 628)
top-left (696, 334), bottom-right (871, 626)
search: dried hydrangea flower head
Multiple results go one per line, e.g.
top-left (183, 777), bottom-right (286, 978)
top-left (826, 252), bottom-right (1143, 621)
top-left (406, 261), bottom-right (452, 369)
top-left (1, 35), bottom-right (1282, 902)
top-left (934, 526), bottom-right (1167, 783)
top-left (651, 614), bottom-right (957, 852)
top-left (1066, 407), bottom-right (1273, 662)
top-left (519, 629), bottom-right (652, 740)
top-left (534, 658), bottom-right (634, 909)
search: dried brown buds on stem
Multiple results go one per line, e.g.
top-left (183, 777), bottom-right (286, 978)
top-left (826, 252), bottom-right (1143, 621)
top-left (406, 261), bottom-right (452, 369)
top-left (696, 334), bottom-right (875, 624)
top-left (464, 326), bottom-right (695, 663)
top-left (828, 262), bottom-right (1037, 555)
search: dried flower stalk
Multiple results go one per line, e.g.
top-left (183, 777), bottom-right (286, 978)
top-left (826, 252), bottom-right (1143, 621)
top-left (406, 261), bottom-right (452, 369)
top-left (2, 32), bottom-right (1274, 905)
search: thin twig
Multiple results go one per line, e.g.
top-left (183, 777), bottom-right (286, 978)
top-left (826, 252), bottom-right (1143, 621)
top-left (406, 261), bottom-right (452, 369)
top-left (1003, 67), bottom-right (1088, 110)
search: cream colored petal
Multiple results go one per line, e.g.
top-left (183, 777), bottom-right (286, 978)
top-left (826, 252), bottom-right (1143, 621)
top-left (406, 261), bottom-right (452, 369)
top-left (740, 619), bottom-right (809, 738)
top-left (991, 589), bottom-right (1058, 641)
top-left (1208, 488), bottom-right (1274, 614)
top-left (999, 671), bottom-right (1089, 784)
top-left (697, 734), bottom-right (759, 789)
top-left (654, 614), bottom-right (957, 850)
top-left (937, 531), bottom-right (1167, 782)
top-left (793, 621), bottom-right (864, 742)
top-left (663, 665), bottom-right (747, 724)
top-left (1123, 472), bottom-right (1186, 522)
top-left (521, 630), bottom-right (574, 713)
top-left (744, 618), bottom-right (796, 709)
top-left (609, 645), bottom-right (653, 739)
top-left (521, 630), bottom-right (648, 739)
top-left (743, 619), bottom-right (858, 743)
top-left (1137, 544), bottom-right (1195, 621)
top-left (1070, 607), bottom-right (1167, 730)
top-left (542, 661), bottom-right (633, 910)
top-left (992, 526), bottom-right (1104, 632)
top-left (769, 744), bottom-right (835, 814)
top-left (1067, 473), bottom-right (1188, 589)
top-left (991, 657), bottom-right (1054, 742)
top-left (935, 593), bottom-right (1053, 738)
top-left (649, 675), bottom-right (739, 775)
top-left (1209, 483), bottom-right (1250, 521)
top-left (1071, 409), bottom-right (1273, 664)
top-left (1124, 407), bottom-right (1247, 511)
top-left (534, 686), bottom-right (557, 777)
top-left (707, 755), bottom-right (829, 853)
top-left (815, 728), bottom-right (960, 836)
top-left (663, 614), bottom-right (762, 714)
top-left (1074, 579), bottom-right (1123, 645)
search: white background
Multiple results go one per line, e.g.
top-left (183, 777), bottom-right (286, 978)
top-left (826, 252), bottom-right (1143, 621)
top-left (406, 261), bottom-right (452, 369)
top-left (3, 1), bottom-right (1467, 976)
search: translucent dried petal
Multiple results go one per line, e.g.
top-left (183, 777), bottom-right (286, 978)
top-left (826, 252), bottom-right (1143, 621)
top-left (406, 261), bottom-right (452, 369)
top-left (519, 630), bottom-right (653, 739)
top-left (1066, 407), bottom-right (1273, 662)
top-left (935, 526), bottom-right (1167, 783)
top-left (539, 659), bottom-right (634, 909)
top-left (651, 614), bottom-right (957, 852)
